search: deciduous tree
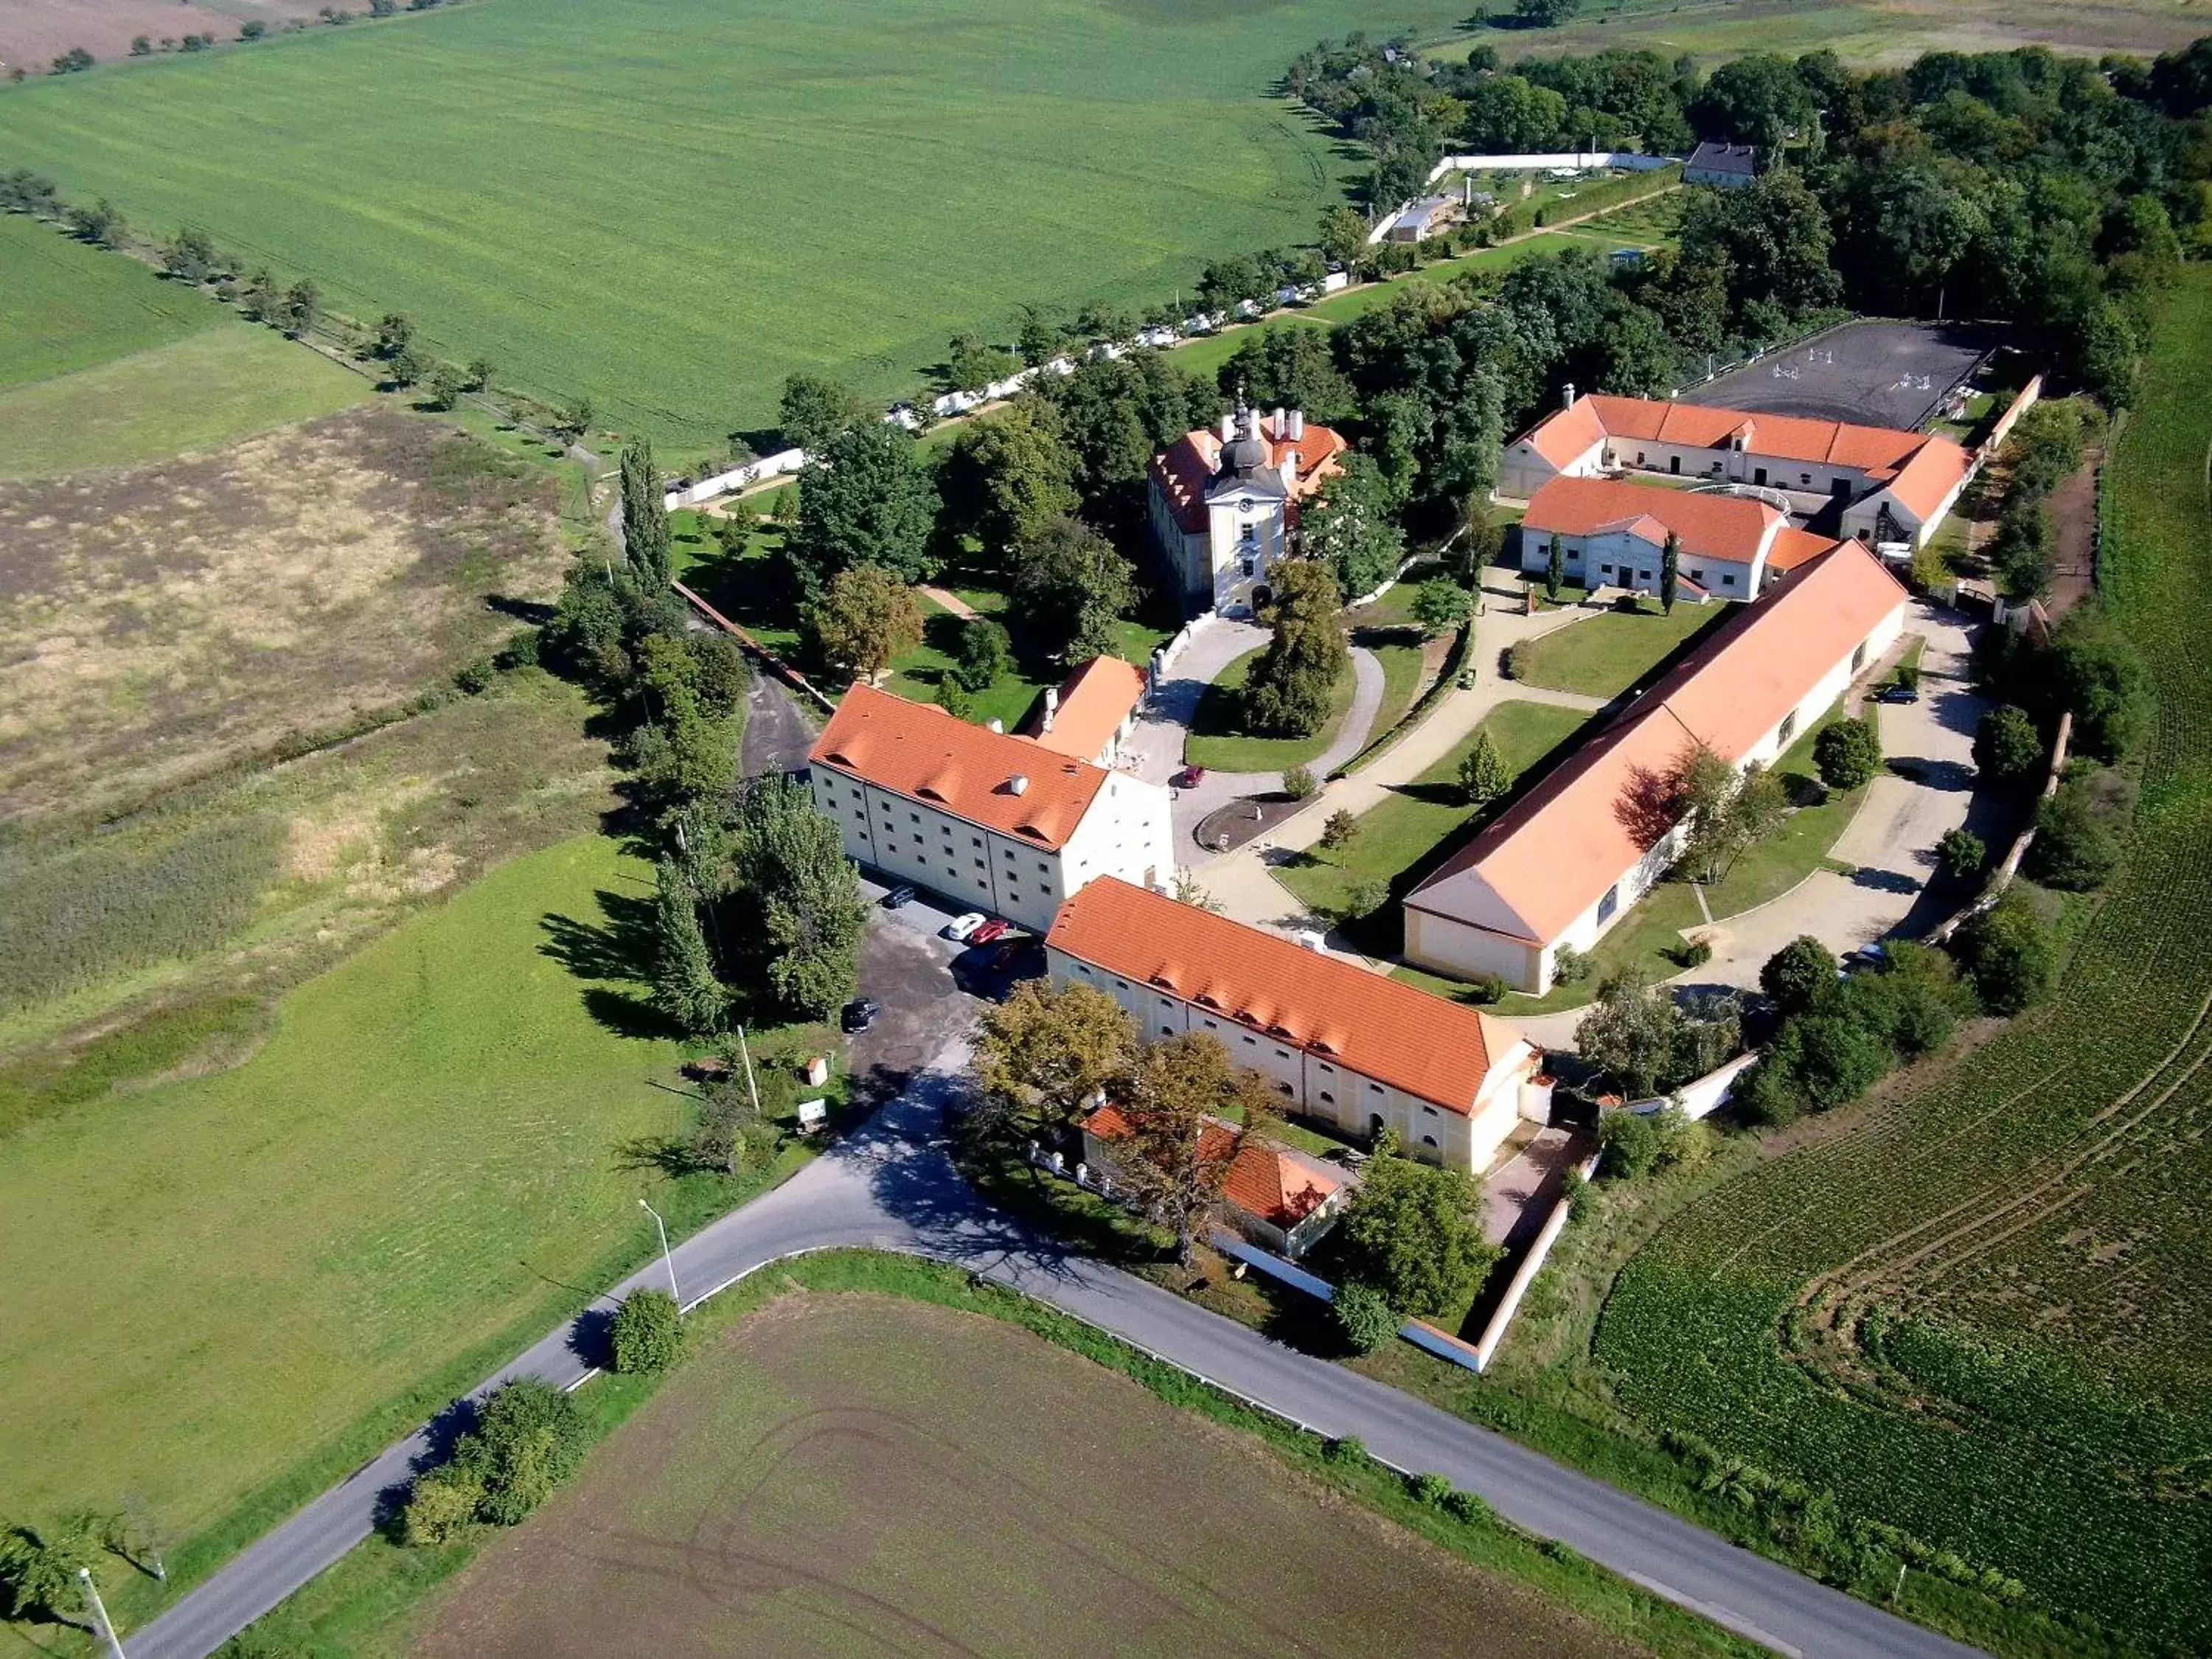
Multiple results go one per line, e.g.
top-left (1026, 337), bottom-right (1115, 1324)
top-left (789, 423), bottom-right (941, 591)
top-left (1107, 1033), bottom-right (1279, 1266)
top-left (803, 563), bottom-right (923, 685)
top-left (1575, 966), bottom-right (1685, 1099)
top-left (939, 402), bottom-right (1079, 552)
top-left (971, 980), bottom-right (1135, 1133)
top-left (1008, 516), bottom-right (1135, 666)
top-left (779, 374), bottom-right (866, 451)
top-left (1301, 454), bottom-right (1405, 602)
top-left (1411, 578), bottom-right (1472, 638)
top-left (726, 776), bottom-right (870, 1019)
top-left (1333, 1133), bottom-right (1498, 1321)
top-left (1243, 560), bottom-right (1348, 737)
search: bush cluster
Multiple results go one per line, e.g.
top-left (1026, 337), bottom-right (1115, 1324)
top-left (401, 1380), bottom-right (590, 1545)
top-left (1740, 939), bottom-right (1977, 1126)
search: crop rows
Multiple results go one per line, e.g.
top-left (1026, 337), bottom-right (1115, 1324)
top-left (1591, 269), bottom-right (2212, 1650)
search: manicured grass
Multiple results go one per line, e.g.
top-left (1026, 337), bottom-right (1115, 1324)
top-left (1508, 598), bottom-right (1728, 701)
top-left (1281, 700), bottom-right (1597, 925)
top-left (1580, 265), bottom-right (2212, 1655)
top-left (0, 324), bottom-right (367, 477)
top-left (0, 212), bottom-right (226, 389)
top-left (0, 833), bottom-right (818, 1601)
top-left (0, 0), bottom-right (1484, 451)
top-left (1363, 636), bottom-right (1432, 750)
top-left (1183, 644), bottom-right (1357, 773)
top-left (884, 594), bottom-right (1053, 732)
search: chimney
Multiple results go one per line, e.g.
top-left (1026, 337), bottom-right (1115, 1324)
top-left (1041, 685), bottom-right (1059, 733)
top-left (1271, 406), bottom-right (1286, 437)
top-left (1286, 408), bottom-right (1304, 440)
top-left (1009, 774), bottom-right (1029, 796)
top-left (987, 718), bottom-right (1004, 734)
top-left (1218, 411), bottom-right (1235, 442)
top-left (1240, 405), bottom-right (1259, 442)
top-left (1562, 380), bottom-right (1576, 411)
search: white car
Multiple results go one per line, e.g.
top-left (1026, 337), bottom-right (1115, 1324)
top-left (942, 912), bottom-right (987, 943)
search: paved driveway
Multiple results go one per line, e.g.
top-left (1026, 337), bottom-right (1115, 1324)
top-left (1686, 599), bottom-right (1988, 995)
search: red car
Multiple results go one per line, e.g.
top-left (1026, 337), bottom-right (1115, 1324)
top-left (1176, 765), bottom-right (1206, 788)
top-left (970, 918), bottom-right (1011, 946)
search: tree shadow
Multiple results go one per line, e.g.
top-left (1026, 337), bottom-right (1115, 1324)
top-left (567, 1307), bottom-right (616, 1373)
top-left (485, 593), bottom-right (555, 625)
top-left (540, 891), bottom-right (659, 982)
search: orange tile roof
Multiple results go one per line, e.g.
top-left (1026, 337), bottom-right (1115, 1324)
top-left (1522, 476), bottom-right (1782, 564)
top-left (1408, 543), bottom-right (1907, 946)
top-left (1764, 526), bottom-right (1843, 572)
top-left (1517, 394), bottom-right (1968, 497)
top-left (1152, 413), bottom-right (1348, 533)
top-left (1086, 1106), bottom-right (1343, 1229)
top-left (1882, 440), bottom-right (1971, 520)
top-left (1028, 655), bottom-right (1147, 762)
top-left (1047, 877), bottom-right (1527, 1112)
top-left (810, 683), bottom-right (1107, 850)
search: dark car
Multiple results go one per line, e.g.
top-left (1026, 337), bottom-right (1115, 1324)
top-left (880, 885), bottom-right (917, 909)
top-left (1874, 684), bottom-right (1920, 704)
top-left (841, 998), bottom-right (881, 1033)
top-left (990, 937), bottom-right (1034, 971)
top-left (970, 918), bottom-right (1011, 946)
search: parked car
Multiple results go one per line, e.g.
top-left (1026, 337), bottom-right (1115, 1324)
top-left (880, 885), bottom-right (917, 909)
top-left (942, 911), bottom-right (987, 942)
top-left (970, 918), bottom-right (1011, 945)
top-left (990, 936), bottom-right (1037, 971)
top-left (1874, 684), bottom-right (1920, 704)
top-left (1175, 765), bottom-right (1206, 788)
top-left (841, 998), bottom-right (881, 1033)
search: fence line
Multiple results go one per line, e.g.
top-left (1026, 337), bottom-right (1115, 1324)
top-left (1924, 709), bottom-right (2072, 945)
top-left (671, 578), bottom-right (837, 714)
top-left (1469, 1150), bottom-right (1601, 1371)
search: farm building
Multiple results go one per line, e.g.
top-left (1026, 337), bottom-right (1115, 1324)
top-left (1147, 404), bottom-right (1349, 615)
top-left (1385, 195), bottom-right (1459, 241)
top-left (1684, 141), bottom-right (1759, 187)
top-left (1023, 654), bottom-right (1147, 768)
top-left (1501, 392), bottom-right (1971, 550)
top-left (1046, 876), bottom-right (1548, 1172)
top-left (1517, 475), bottom-right (1843, 600)
top-left (1081, 1105), bottom-right (1353, 1257)
top-left (807, 684), bottom-right (1172, 936)
top-left (1405, 543), bottom-right (1909, 994)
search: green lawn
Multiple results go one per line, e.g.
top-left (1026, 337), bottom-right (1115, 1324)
top-left (1280, 700), bottom-right (1596, 925)
top-left (0, 0), bottom-right (1481, 452)
top-left (0, 834), bottom-right (827, 1601)
top-left (0, 324), bottom-right (367, 477)
top-left (1184, 646), bottom-right (1357, 773)
top-left (1362, 637), bottom-right (1431, 751)
top-left (0, 212), bottom-right (225, 389)
top-left (0, 214), bottom-right (366, 475)
top-left (886, 594), bottom-right (1053, 731)
top-left (1509, 599), bottom-right (1728, 701)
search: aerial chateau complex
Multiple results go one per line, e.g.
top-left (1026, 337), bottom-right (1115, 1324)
top-left (1147, 404), bottom-right (1347, 614)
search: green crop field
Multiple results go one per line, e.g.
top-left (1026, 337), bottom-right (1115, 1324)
top-left (0, 832), bottom-right (813, 1601)
top-left (0, 0), bottom-right (1480, 453)
top-left (0, 215), bottom-right (365, 474)
top-left (1590, 269), bottom-right (2212, 1651)
top-left (408, 1293), bottom-right (1650, 1659)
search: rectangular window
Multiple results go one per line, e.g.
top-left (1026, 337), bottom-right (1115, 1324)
top-left (1851, 642), bottom-right (1868, 670)
top-left (1243, 1035), bottom-right (1257, 1046)
top-left (1722, 573), bottom-right (1737, 587)
top-left (1778, 710), bottom-right (1798, 745)
top-left (1799, 473), bottom-right (1812, 487)
top-left (1115, 979), bottom-right (1130, 990)
top-left (1690, 568), bottom-right (1705, 582)
top-left (1600, 563), bottom-right (1614, 577)
top-left (1598, 883), bottom-right (1619, 924)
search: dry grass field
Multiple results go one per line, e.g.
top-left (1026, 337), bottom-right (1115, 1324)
top-left (415, 1293), bottom-right (1652, 1659)
top-left (0, 406), bottom-right (566, 822)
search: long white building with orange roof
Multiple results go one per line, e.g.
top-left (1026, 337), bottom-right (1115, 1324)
top-left (807, 683), bottom-right (1172, 936)
top-left (1405, 543), bottom-right (1909, 993)
top-left (1517, 474), bottom-right (1843, 602)
top-left (1046, 876), bottom-right (1549, 1172)
top-left (1501, 392), bottom-right (1970, 549)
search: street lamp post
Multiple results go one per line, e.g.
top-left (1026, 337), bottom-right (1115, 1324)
top-left (637, 1197), bottom-right (679, 1307)
top-left (78, 1569), bottom-right (125, 1659)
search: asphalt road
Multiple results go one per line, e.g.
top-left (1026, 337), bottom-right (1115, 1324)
top-left (132, 911), bottom-right (1988, 1659)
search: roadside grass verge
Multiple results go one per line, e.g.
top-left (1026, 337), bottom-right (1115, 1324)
top-left (222, 1251), bottom-right (1772, 1659)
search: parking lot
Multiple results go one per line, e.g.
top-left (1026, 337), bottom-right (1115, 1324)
top-left (1683, 320), bottom-right (1994, 431)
